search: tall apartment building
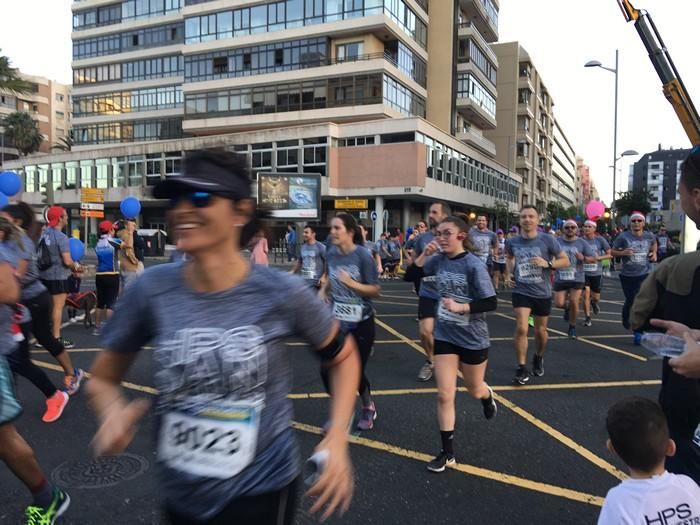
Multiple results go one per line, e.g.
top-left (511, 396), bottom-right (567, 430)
top-left (630, 145), bottom-right (691, 211)
top-left (483, 42), bottom-right (578, 213)
top-left (0, 73), bottom-right (72, 166)
top-left (8, 0), bottom-right (520, 236)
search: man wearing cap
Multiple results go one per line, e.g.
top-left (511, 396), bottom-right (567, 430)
top-left (94, 221), bottom-right (122, 336)
top-left (582, 220), bottom-right (612, 327)
top-left (553, 220), bottom-right (596, 339)
top-left (612, 212), bottom-right (657, 344)
top-left (118, 218), bottom-right (141, 289)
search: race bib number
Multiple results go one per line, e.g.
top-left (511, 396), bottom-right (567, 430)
top-left (333, 302), bottom-right (362, 322)
top-left (158, 402), bottom-right (260, 479)
top-left (517, 261), bottom-right (543, 283)
top-left (438, 302), bottom-right (470, 326)
top-left (422, 275), bottom-right (437, 283)
top-left (558, 268), bottom-right (576, 281)
top-left (302, 269), bottom-right (315, 280)
top-left (631, 252), bottom-right (647, 264)
top-left (583, 263), bottom-right (598, 273)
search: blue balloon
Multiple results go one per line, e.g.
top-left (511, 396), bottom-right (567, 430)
top-left (555, 217), bottom-right (562, 225)
top-left (575, 214), bottom-right (581, 221)
top-left (69, 238), bottom-right (85, 262)
top-left (0, 193), bottom-right (8, 209)
top-left (0, 171), bottom-right (21, 197)
top-left (120, 197), bottom-right (141, 219)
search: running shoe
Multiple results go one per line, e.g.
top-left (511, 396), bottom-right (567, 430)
top-left (568, 326), bottom-right (577, 339)
top-left (64, 368), bottom-right (85, 396)
top-left (417, 361), bottom-right (433, 382)
top-left (59, 338), bottom-right (74, 349)
top-left (426, 451), bottom-right (456, 473)
top-left (532, 354), bottom-right (545, 377)
top-left (528, 316), bottom-right (534, 327)
top-left (591, 301), bottom-right (600, 315)
top-left (356, 402), bottom-right (377, 431)
top-left (42, 391), bottom-right (69, 423)
top-left (633, 331), bottom-right (642, 346)
top-left (514, 366), bottom-right (530, 385)
top-left (24, 488), bottom-right (70, 525)
top-left (92, 327), bottom-right (101, 337)
top-left (481, 387), bottom-right (497, 420)
top-left (563, 308), bottom-right (569, 322)
top-left (583, 316), bottom-right (592, 327)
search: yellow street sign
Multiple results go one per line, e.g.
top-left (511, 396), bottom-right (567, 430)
top-left (335, 199), bottom-right (368, 210)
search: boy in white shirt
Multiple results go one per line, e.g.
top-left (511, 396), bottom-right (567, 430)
top-left (598, 397), bottom-right (700, 524)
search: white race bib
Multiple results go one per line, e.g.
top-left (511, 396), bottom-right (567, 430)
top-left (438, 302), bottom-right (470, 326)
top-left (517, 261), bottom-right (543, 283)
top-left (333, 302), bottom-right (363, 322)
top-left (583, 263), bottom-right (598, 273)
top-left (302, 269), bottom-right (315, 280)
top-left (158, 402), bottom-right (260, 480)
top-left (558, 268), bottom-right (575, 281)
top-left (631, 252), bottom-right (647, 264)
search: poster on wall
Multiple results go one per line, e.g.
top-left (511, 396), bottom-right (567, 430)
top-left (258, 172), bottom-right (321, 220)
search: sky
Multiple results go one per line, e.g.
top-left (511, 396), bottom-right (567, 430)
top-left (1, 0), bottom-right (699, 205)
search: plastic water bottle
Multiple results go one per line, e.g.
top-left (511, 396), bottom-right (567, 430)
top-left (640, 333), bottom-right (686, 358)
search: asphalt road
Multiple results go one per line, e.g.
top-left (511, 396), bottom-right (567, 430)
top-left (1, 265), bottom-right (664, 525)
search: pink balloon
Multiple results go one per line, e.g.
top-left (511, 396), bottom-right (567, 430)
top-left (586, 200), bottom-right (606, 220)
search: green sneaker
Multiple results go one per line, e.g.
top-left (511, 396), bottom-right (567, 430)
top-left (528, 315), bottom-right (535, 327)
top-left (24, 488), bottom-right (70, 524)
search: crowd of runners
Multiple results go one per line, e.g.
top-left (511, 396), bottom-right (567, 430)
top-left (1, 147), bottom-right (700, 523)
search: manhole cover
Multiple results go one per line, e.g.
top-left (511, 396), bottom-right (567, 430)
top-left (51, 453), bottom-right (150, 489)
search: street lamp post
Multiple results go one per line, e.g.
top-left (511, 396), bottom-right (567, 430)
top-left (0, 125), bottom-right (5, 168)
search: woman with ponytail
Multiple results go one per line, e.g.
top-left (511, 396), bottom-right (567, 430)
top-left (87, 149), bottom-right (360, 524)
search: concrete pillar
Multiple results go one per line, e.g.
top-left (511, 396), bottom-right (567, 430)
top-left (373, 196), bottom-right (384, 242)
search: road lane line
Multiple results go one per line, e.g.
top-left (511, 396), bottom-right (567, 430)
top-left (291, 421), bottom-right (605, 506)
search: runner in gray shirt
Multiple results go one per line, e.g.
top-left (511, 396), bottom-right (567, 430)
top-left (552, 221), bottom-right (596, 339)
top-left (582, 220), bottom-right (612, 326)
top-left (293, 225), bottom-right (327, 289)
top-left (469, 214), bottom-right (498, 267)
top-left (611, 212), bottom-right (657, 343)
top-left (505, 206), bottom-right (568, 385)
top-left (412, 215), bottom-right (498, 473)
top-left (89, 150), bottom-right (359, 525)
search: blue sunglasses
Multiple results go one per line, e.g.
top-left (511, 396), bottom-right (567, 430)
top-left (169, 191), bottom-right (214, 209)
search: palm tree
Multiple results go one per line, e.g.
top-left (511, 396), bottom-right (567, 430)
top-left (52, 134), bottom-right (73, 152)
top-left (1, 111), bottom-right (43, 156)
top-left (0, 50), bottom-right (32, 95)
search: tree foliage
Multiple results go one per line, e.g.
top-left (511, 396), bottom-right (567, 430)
top-left (52, 134), bottom-right (74, 152)
top-left (0, 51), bottom-right (33, 95)
top-left (1, 112), bottom-right (43, 156)
top-left (613, 189), bottom-right (652, 218)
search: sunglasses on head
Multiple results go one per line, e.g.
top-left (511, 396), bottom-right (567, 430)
top-left (169, 191), bottom-right (215, 209)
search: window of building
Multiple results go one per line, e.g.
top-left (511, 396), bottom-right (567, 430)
top-left (212, 56), bottom-right (228, 74)
top-left (336, 41), bottom-right (363, 61)
top-left (519, 89), bottom-right (531, 105)
top-left (517, 141), bottom-right (529, 157)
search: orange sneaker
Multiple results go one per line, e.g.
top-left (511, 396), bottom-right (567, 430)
top-left (42, 391), bottom-right (69, 423)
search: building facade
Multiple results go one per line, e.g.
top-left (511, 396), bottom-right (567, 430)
top-left (8, 0), bottom-right (521, 238)
top-left (0, 73), bottom-right (72, 166)
top-left (483, 42), bottom-right (578, 213)
top-left (630, 145), bottom-right (691, 212)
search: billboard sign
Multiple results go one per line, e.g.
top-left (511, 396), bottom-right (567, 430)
top-left (257, 172), bottom-right (321, 220)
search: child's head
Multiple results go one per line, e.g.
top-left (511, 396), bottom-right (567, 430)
top-left (606, 397), bottom-right (674, 473)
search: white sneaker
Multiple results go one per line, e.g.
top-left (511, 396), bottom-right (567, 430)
top-left (74, 313), bottom-right (86, 322)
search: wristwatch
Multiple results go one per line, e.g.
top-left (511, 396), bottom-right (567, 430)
top-left (547, 260), bottom-right (553, 269)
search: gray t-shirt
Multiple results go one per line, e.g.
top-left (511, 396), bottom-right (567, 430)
top-left (101, 263), bottom-right (334, 521)
top-left (555, 238), bottom-right (595, 284)
top-left (613, 231), bottom-right (656, 277)
top-left (469, 229), bottom-right (497, 265)
top-left (39, 228), bottom-right (70, 281)
top-left (326, 245), bottom-right (378, 327)
top-left (505, 233), bottom-right (562, 298)
top-left (423, 252), bottom-right (496, 350)
top-left (583, 236), bottom-right (611, 276)
top-left (297, 241), bottom-right (326, 286)
top-left (8, 232), bottom-right (46, 301)
top-left (415, 231), bottom-right (440, 300)
top-left (0, 244), bottom-right (17, 356)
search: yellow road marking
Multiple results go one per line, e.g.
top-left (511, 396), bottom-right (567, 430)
top-left (31, 347), bottom-right (103, 354)
top-left (494, 313), bottom-right (647, 362)
top-left (374, 300), bottom-right (416, 307)
top-left (380, 293), bottom-right (419, 299)
top-left (291, 421), bottom-right (604, 506)
top-left (375, 317), bottom-right (628, 481)
top-left (288, 379), bottom-right (662, 399)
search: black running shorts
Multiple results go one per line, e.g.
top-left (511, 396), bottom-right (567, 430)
top-left (418, 297), bottom-right (438, 320)
top-left (553, 282), bottom-right (585, 292)
top-left (434, 340), bottom-right (489, 365)
top-left (96, 274), bottom-right (120, 310)
top-left (585, 275), bottom-right (603, 294)
top-left (511, 293), bottom-right (552, 317)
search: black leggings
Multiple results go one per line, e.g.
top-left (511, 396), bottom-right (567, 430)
top-left (21, 290), bottom-right (66, 358)
top-left (8, 323), bottom-right (57, 399)
top-left (165, 478), bottom-right (298, 525)
top-left (321, 316), bottom-right (375, 404)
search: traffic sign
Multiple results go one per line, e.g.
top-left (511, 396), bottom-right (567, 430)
top-left (80, 210), bottom-right (105, 218)
top-left (370, 211), bottom-right (378, 222)
top-left (80, 188), bottom-right (105, 203)
top-left (334, 199), bottom-right (368, 210)
top-left (80, 202), bottom-right (104, 211)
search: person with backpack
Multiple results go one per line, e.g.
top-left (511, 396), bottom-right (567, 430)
top-left (37, 207), bottom-right (85, 393)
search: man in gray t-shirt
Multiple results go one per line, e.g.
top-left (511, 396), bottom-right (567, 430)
top-left (611, 213), bottom-right (658, 336)
top-left (293, 225), bottom-right (327, 288)
top-left (469, 215), bottom-right (498, 267)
